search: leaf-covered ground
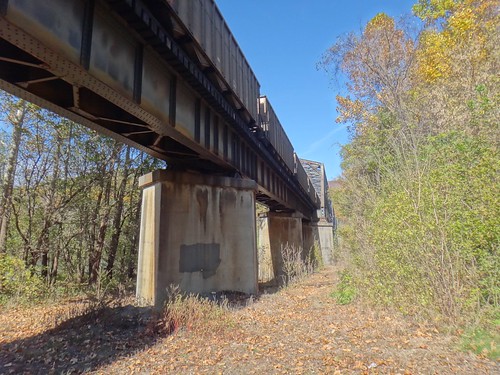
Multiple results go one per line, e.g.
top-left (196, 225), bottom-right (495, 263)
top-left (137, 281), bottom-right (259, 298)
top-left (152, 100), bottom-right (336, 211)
top-left (1, 267), bottom-right (498, 374)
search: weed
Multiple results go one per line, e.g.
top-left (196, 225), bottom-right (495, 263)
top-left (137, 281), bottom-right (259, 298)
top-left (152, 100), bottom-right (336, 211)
top-left (461, 327), bottom-right (500, 360)
top-left (330, 270), bottom-right (356, 305)
top-left (281, 243), bottom-right (313, 286)
top-left (150, 285), bottom-right (233, 336)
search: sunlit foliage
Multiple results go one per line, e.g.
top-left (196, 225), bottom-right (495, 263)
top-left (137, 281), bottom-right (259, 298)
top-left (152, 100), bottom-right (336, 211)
top-left (324, 0), bottom-right (499, 325)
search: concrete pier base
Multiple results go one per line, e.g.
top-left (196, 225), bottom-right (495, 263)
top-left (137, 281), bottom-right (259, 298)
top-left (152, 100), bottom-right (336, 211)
top-left (256, 214), bottom-right (336, 284)
top-left (314, 220), bottom-right (335, 265)
top-left (256, 212), bottom-right (304, 284)
top-left (136, 170), bottom-right (258, 307)
top-left (302, 223), bottom-right (316, 258)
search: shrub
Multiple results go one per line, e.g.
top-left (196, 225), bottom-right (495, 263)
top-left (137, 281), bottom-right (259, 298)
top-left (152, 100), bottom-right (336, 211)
top-left (330, 270), bottom-right (356, 305)
top-left (336, 132), bottom-right (499, 323)
top-left (368, 133), bottom-right (499, 320)
top-left (0, 254), bottom-right (46, 304)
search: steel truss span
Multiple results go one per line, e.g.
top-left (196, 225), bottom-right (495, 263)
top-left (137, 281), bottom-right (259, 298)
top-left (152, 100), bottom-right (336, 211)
top-left (0, 0), bottom-right (326, 219)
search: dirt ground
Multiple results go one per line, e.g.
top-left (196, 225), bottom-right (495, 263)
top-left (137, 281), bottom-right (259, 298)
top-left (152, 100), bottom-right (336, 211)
top-left (1, 267), bottom-right (498, 374)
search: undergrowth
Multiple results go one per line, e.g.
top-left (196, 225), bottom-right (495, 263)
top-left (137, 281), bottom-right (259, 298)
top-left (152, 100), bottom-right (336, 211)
top-left (330, 270), bottom-right (356, 305)
top-left (460, 326), bottom-right (500, 360)
top-left (0, 253), bottom-right (46, 305)
top-left (1, 252), bottom-right (135, 310)
top-left (149, 285), bottom-right (234, 336)
top-left (280, 243), bottom-right (323, 287)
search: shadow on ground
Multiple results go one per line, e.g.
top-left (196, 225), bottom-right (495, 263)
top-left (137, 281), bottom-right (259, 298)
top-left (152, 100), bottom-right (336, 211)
top-left (0, 286), bottom-right (281, 374)
top-left (0, 305), bottom-right (158, 374)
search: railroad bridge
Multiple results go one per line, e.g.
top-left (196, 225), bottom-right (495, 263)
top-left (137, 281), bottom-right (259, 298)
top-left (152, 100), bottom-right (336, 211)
top-left (0, 0), bottom-right (335, 306)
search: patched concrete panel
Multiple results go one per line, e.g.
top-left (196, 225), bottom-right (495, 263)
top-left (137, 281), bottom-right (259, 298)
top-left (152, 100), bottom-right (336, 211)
top-left (179, 243), bottom-right (221, 278)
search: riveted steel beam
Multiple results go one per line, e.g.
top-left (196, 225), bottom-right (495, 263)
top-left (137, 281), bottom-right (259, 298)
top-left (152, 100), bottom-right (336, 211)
top-left (0, 0), bottom-right (320, 218)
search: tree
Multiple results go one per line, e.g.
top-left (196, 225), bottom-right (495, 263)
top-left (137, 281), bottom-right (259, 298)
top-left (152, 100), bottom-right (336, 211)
top-left (0, 88), bottom-right (164, 295)
top-left (322, 0), bottom-right (499, 322)
top-left (106, 145), bottom-right (131, 279)
top-left (0, 96), bottom-right (27, 252)
top-left (321, 13), bottom-right (416, 132)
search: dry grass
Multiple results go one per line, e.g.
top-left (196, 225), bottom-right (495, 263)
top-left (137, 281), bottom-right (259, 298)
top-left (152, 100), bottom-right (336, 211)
top-left (280, 243), bottom-right (314, 286)
top-left (1, 267), bottom-right (498, 374)
top-left (147, 285), bottom-right (234, 336)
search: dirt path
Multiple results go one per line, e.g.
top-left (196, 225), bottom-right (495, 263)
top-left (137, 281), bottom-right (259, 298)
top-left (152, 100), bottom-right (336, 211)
top-left (1, 267), bottom-right (498, 374)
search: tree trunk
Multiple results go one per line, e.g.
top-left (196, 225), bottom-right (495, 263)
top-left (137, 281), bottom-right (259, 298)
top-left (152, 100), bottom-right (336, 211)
top-left (89, 143), bottom-right (121, 284)
top-left (49, 242), bottom-right (60, 285)
top-left (0, 101), bottom-right (26, 252)
top-left (106, 146), bottom-right (130, 278)
top-left (88, 186), bottom-right (104, 284)
top-left (127, 194), bottom-right (142, 280)
top-left (39, 128), bottom-right (62, 280)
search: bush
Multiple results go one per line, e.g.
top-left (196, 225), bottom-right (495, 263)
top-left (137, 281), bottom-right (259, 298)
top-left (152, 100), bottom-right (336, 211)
top-left (330, 270), bottom-right (356, 305)
top-left (0, 254), bottom-right (46, 304)
top-left (369, 133), bottom-right (498, 320)
top-left (336, 132), bottom-right (499, 323)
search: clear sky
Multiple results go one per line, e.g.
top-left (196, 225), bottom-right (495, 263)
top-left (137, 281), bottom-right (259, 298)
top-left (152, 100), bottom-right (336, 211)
top-left (216, 0), bottom-right (417, 180)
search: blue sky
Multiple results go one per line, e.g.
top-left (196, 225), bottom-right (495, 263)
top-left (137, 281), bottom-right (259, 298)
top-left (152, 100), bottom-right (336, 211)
top-left (216, 0), bottom-right (417, 179)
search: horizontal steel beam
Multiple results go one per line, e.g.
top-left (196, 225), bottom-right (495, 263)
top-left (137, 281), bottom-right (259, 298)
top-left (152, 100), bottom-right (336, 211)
top-left (0, 0), bottom-right (320, 218)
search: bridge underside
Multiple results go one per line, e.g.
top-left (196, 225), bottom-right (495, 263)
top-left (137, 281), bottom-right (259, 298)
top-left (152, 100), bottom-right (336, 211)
top-left (0, 0), bottom-right (318, 217)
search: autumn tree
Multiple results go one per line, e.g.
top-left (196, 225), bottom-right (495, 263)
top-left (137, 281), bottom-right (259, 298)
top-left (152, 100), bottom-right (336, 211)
top-left (0, 89), bottom-right (164, 297)
top-left (0, 95), bottom-right (26, 252)
top-left (323, 0), bottom-right (499, 323)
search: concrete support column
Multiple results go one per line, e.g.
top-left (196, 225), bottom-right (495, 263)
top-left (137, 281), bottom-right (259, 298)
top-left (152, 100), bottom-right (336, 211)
top-left (256, 211), bottom-right (303, 284)
top-left (256, 215), bottom-right (273, 283)
top-left (313, 220), bottom-right (335, 265)
top-left (136, 170), bottom-right (258, 307)
top-left (302, 223), bottom-right (315, 256)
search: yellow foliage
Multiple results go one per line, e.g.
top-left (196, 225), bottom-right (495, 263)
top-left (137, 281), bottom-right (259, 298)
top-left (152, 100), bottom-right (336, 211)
top-left (415, 0), bottom-right (497, 83)
top-left (413, 0), bottom-right (457, 21)
top-left (366, 13), bottom-right (395, 33)
top-left (417, 31), bottom-right (452, 81)
top-left (448, 7), bottom-right (477, 36)
top-left (336, 95), bottom-right (364, 124)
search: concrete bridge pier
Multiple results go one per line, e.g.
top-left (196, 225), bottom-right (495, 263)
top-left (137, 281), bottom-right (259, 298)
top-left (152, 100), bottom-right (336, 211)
top-left (314, 221), bottom-right (336, 265)
top-left (256, 211), bottom-right (305, 285)
top-left (136, 170), bottom-right (258, 307)
top-left (257, 213), bottom-right (336, 285)
top-left (302, 222), bottom-right (317, 259)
